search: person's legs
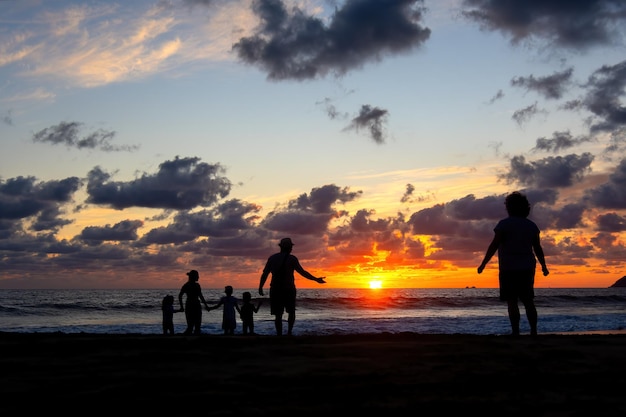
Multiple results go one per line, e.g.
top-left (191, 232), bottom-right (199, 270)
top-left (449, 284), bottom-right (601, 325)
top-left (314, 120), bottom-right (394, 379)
top-left (285, 287), bottom-right (296, 336)
top-left (193, 310), bottom-right (202, 335)
top-left (183, 311), bottom-right (193, 335)
top-left (287, 311), bottom-right (295, 336)
top-left (523, 299), bottom-right (538, 336)
top-left (274, 314), bottom-right (283, 336)
top-left (507, 300), bottom-right (520, 335)
top-left (520, 270), bottom-right (537, 336)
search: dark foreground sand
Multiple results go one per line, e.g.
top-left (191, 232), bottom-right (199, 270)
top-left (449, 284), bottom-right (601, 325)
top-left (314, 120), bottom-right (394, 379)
top-left (2, 332), bottom-right (626, 415)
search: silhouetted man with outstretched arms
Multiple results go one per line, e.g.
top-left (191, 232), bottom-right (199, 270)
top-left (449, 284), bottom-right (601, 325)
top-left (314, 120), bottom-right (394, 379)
top-left (259, 237), bottom-right (326, 336)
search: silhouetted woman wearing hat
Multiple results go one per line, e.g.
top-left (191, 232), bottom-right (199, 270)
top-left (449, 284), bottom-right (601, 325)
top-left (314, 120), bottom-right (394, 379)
top-left (178, 269), bottom-right (209, 335)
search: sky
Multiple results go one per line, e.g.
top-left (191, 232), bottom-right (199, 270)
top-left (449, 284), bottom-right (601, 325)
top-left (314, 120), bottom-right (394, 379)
top-left (1, 0), bottom-right (626, 290)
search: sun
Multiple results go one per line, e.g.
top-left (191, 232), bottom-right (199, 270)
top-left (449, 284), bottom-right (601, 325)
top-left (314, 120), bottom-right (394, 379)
top-left (369, 279), bottom-right (383, 289)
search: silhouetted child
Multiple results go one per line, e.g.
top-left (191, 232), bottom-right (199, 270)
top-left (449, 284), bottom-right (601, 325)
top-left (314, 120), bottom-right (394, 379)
top-left (478, 191), bottom-right (549, 336)
top-left (207, 286), bottom-right (241, 335)
top-left (240, 291), bottom-right (262, 335)
top-left (161, 295), bottom-right (182, 335)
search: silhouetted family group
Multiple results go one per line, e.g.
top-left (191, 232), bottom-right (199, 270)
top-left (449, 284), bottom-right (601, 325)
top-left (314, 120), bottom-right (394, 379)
top-left (163, 191), bottom-right (550, 338)
top-left (162, 237), bottom-right (326, 336)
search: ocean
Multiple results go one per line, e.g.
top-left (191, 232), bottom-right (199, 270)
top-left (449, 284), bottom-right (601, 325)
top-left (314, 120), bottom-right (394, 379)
top-left (1, 287), bottom-right (625, 336)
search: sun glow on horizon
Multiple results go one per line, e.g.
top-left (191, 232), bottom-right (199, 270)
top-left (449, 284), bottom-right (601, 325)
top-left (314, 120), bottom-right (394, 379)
top-left (369, 279), bottom-right (383, 289)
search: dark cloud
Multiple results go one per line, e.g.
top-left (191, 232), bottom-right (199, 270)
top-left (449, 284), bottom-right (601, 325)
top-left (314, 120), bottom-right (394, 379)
top-left (589, 232), bottom-right (619, 253)
top-left (511, 102), bottom-right (547, 126)
top-left (32, 121), bottom-right (139, 152)
top-left (582, 60), bottom-right (626, 132)
top-left (523, 188), bottom-right (559, 207)
top-left (182, 0), bottom-right (217, 6)
top-left (487, 89), bottom-right (504, 104)
top-left (553, 203), bottom-right (586, 229)
top-left (461, 0), bottom-right (626, 50)
top-left (31, 207), bottom-right (74, 232)
top-left (0, 176), bottom-right (82, 230)
top-left (532, 130), bottom-right (595, 153)
top-left (289, 184), bottom-right (362, 213)
top-left (445, 194), bottom-right (504, 221)
top-left (140, 199), bottom-right (260, 244)
top-left (408, 204), bottom-right (459, 235)
top-left (86, 156), bottom-right (232, 210)
top-left (559, 99), bottom-right (584, 112)
top-left (80, 220), bottom-right (144, 243)
top-left (263, 184), bottom-right (362, 234)
top-left (603, 127), bottom-right (626, 155)
top-left (350, 208), bottom-right (391, 232)
top-left (399, 183), bottom-right (435, 204)
top-left (400, 183), bottom-right (415, 203)
top-left (141, 224), bottom-right (198, 245)
top-left (232, 0), bottom-right (431, 80)
top-left (596, 212), bottom-right (626, 232)
top-left (344, 104), bottom-right (389, 143)
top-left (511, 68), bottom-right (574, 100)
top-left (318, 97), bottom-right (349, 120)
top-left (3, 110), bottom-right (13, 126)
top-left (262, 210), bottom-right (332, 235)
top-left (585, 157), bottom-right (626, 209)
top-left (499, 153), bottom-right (594, 188)
top-left (326, 103), bottom-right (343, 119)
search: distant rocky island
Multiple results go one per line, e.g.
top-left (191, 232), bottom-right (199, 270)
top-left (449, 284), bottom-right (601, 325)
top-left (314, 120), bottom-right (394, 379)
top-left (610, 276), bottom-right (626, 287)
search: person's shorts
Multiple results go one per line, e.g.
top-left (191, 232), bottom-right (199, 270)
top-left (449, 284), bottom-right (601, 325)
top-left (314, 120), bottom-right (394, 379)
top-left (269, 286), bottom-right (296, 315)
top-left (499, 269), bottom-right (535, 302)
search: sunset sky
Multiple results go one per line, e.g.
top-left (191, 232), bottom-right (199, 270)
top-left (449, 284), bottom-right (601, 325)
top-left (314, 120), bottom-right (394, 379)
top-left (2, 0), bottom-right (626, 290)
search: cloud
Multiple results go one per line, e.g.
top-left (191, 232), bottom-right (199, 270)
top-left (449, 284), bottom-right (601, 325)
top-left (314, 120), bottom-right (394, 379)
top-left (79, 220), bottom-right (144, 243)
top-left (585, 157), bottom-right (626, 209)
top-left (408, 203), bottom-right (459, 235)
top-left (0, 1), bottom-right (238, 92)
top-left (232, 0), bottom-right (431, 80)
top-left (2, 110), bottom-right (13, 126)
top-left (511, 68), bottom-right (574, 100)
top-left (596, 212), bottom-right (626, 232)
top-left (499, 153), bottom-right (594, 188)
top-left (86, 156), bottom-right (232, 210)
top-left (140, 199), bottom-right (261, 244)
top-left (0, 176), bottom-right (82, 233)
top-left (182, 0), bottom-right (219, 7)
top-left (262, 184), bottom-right (362, 234)
top-left (511, 102), bottom-right (547, 126)
top-left (582, 60), bottom-right (626, 132)
top-left (344, 104), bottom-right (389, 144)
top-left (487, 89), bottom-right (504, 104)
top-left (32, 121), bottom-right (139, 152)
top-left (318, 97), bottom-right (349, 120)
top-left (461, 0), bottom-right (626, 50)
top-left (553, 203), bottom-right (586, 230)
top-left (400, 183), bottom-right (415, 203)
top-left (31, 206), bottom-right (74, 232)
top-left (532, 130), bottom-right (595, 153)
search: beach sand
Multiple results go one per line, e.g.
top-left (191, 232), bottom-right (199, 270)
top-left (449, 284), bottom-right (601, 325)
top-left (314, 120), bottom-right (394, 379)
top-left (2, 332), bottom-right (626, 415)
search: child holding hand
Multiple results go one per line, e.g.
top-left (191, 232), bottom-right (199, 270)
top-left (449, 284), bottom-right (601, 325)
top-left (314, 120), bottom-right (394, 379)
top-left (240, 291), bottom-right (262, 335)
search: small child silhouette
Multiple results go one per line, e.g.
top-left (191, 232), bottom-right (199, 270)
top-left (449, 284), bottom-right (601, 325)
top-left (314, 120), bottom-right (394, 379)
top-left (240, 291), bottom-right (262, 335)
top-left (161, 295), bottom-right (182, 335)
top-left (207, 286), bottom-right (241, 335)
